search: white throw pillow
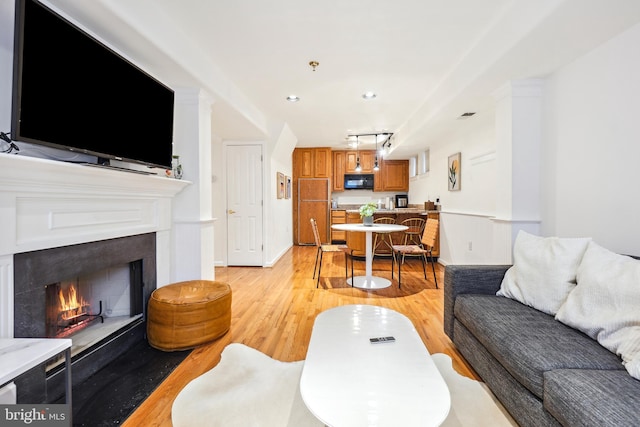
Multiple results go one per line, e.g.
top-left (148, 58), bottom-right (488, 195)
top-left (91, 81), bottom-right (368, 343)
top-left (496, 231), bottom-right (591, 315)
top-left (556, 241), bottom-right (640, 380)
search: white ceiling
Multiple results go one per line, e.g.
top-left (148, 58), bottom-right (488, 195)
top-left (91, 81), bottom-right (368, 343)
top-left (44, 0), bottom-right (640, 158)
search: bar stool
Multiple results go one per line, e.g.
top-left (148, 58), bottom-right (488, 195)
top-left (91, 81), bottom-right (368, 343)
top-left (373, 217), bottom-right (396, 257)
top-left (399, 217), bottom-right (426, 263)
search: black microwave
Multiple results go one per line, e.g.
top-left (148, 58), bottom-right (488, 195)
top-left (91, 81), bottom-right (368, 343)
top-left (344, 174), bottom-right (374, 190)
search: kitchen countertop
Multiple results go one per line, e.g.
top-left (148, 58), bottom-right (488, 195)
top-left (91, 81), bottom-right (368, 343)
top-left (333, 207), bottom-right (439, 214)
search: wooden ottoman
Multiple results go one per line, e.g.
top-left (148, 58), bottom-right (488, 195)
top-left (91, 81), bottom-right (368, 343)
top-left (147, 280), bottom-right (232, 351)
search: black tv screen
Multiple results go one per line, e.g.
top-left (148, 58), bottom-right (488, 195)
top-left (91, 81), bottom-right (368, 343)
top-left (11, 0), bottom-right (174, 169)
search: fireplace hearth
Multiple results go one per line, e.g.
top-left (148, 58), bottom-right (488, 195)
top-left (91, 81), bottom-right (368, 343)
top-left (13, 233), bottom-right (156, 404)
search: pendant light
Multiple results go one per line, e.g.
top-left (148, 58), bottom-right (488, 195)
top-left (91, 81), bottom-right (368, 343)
top-left (355, 135), bottom-right (362, 172)
top-left (373, 134), bottom-right (380, 171)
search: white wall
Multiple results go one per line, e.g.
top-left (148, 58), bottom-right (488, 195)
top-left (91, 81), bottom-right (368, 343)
top-left (409, 110), bottom-right (500, 264)
top-left (410, 111), bottom-right (497, 214)
top-left (266, 123), bottom-right (297, 266)
top-left (541, 21), bottom-right (640, 256)
top-left (0, 1), bottom-right (12, 134)
top-left (211, 133), bottom-right (226, 265)
top-left (211, 122), bottom-right (295, 268)
top-left (410, 21), bottom-right (640, 264)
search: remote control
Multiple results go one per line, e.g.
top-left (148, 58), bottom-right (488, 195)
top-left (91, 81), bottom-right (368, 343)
top-left (370, 336), bottom-right (395, 344)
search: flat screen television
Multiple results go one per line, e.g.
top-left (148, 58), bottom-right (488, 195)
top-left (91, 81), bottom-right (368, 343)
top-left (11, 0), bottom-right (175, 170)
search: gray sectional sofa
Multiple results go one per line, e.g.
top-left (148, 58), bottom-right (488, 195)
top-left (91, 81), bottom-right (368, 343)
top-left (444, 265), bottom-right (640, 427)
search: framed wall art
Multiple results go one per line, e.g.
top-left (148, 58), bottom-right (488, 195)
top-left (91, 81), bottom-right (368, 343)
top-left (277, 172), bottom-right (285, 199)
top-left (285, 176), bottom-right (292, 199)
top-left (448, 152), bottom-right (461, 191)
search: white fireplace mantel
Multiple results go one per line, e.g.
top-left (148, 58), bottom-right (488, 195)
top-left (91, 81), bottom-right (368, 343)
top-left (0, 153), bottom-right (190, 337)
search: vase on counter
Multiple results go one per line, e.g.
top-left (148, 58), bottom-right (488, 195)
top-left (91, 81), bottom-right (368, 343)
top-left (359, 202), bottom-right (377, 226)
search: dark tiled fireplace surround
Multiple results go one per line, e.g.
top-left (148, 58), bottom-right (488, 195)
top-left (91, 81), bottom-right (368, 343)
top-left (13, 233), bottom-right (157, 403)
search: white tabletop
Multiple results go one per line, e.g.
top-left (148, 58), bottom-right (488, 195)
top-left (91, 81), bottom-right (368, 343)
top-left (0, 338), bottom-right (72, 386)
top-left (331, 223), bottom-right (408, 233)
top-left (300, 305), bottom-right (450, 426)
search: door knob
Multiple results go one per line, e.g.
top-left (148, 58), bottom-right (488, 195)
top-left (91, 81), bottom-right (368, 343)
top-left (228, 209), bottom-right (236, 214)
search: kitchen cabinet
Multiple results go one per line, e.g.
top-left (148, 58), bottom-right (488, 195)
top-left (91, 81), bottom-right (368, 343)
top-left (373, 160), bottom-right (384, 192)
top-left (345, 151), bottom-right (375, 173)
top-left (332, 151), bottom-right (345, 191)
top-left (330, 210), bottom-right (346, 242)
top-left (294, 147), bottom-right (332, 178)
top-left (382, 160), bottom-right (409, 191)
top-left (331, 151), bottom-right (407, 192)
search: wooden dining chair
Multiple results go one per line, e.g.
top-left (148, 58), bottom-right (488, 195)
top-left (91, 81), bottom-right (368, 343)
top-left (391, 219), bottom-right (439, 288)
top-left (372, 216), bottom-right (396, 258)
top-left (311, 218), bottom-right (348, 288)
top-left (398, 217), bottom-right (426, 263)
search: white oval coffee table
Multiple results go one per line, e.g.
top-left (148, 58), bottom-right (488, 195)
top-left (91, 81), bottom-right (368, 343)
top-left (300, 304), bottom-right (451, 426)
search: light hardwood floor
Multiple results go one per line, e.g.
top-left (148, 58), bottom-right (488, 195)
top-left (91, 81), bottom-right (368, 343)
top-left (123, 245), bottom-right (478, 427)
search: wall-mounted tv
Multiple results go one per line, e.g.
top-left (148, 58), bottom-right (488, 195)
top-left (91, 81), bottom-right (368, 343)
top-left (11, 0), bottom-right (174, 170)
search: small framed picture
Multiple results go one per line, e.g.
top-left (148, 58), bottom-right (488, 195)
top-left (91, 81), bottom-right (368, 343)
top-left (448, 152), bottom-right (461, 191)
top-left (285, 176), bottom-right (292, 199)
top-left (277, 172), bottom-right (285, 199)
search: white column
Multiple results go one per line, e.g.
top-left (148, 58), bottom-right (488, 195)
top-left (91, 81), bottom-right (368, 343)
top-left (0, 255), bottom-right (13, 338)
top-left (171, 89), bottom-right (216, 282)
top-left (491, 80), bottom-right (544, 263)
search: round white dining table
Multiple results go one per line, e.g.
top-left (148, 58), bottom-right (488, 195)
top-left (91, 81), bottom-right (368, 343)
top-left (331, 223), bottom-right (408, 289)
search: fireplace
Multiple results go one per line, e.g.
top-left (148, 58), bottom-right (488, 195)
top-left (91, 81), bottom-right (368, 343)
top-left (13, 233), bottom-right (156, 403)
top-left (0, 153), bottom-right (190, 405)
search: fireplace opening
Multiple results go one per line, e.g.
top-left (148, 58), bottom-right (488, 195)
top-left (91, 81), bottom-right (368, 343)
top-left (43, 260), bottom-right (145, 372)
top-left (46, 280), bottom-right (103, 339)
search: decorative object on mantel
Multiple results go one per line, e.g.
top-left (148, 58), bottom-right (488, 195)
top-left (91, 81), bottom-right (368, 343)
top-left (359, 202), bottom-right (377, 226)
top-left (448, 152), bottom-right (461, 191)
top-left (172, 155), bottom-right (183, 179)
top-left (0, 131), bottom-right (20, 154)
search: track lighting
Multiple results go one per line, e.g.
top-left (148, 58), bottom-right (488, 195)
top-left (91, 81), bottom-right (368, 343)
top-left (345, 132), bottom-right (393, 170)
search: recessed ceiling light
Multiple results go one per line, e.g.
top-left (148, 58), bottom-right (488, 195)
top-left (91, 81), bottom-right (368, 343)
top-left (286, 95), bottom-right (300, 102)
top-left (362, 91), bottom-right (377, 100)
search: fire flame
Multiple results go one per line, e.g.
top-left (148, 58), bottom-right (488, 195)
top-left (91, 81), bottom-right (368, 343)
top-left (58, 283), bottom-right (87, 319)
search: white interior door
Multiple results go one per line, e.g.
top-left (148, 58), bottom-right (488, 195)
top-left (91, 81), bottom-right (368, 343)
top-left (226, 144), bottom-right (263, 266)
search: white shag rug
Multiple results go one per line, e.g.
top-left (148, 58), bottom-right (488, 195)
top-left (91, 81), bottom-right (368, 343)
top-left (172, 343), bottom-right (517, 427)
